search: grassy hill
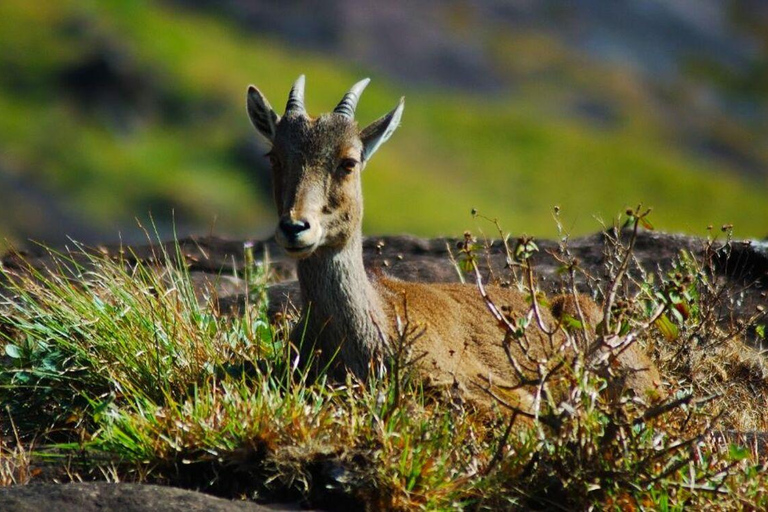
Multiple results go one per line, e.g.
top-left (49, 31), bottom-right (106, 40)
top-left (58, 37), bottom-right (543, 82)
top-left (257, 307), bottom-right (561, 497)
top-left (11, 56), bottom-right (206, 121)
top-left (0, 0), bottom-right (766, 245)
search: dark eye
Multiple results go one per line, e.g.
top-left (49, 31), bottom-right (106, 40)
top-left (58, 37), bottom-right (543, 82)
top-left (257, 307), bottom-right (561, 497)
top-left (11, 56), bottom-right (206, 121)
top-left (339, 158), bottom-right (357, 175)
top-left (266, 152), bottom-right (279, 168)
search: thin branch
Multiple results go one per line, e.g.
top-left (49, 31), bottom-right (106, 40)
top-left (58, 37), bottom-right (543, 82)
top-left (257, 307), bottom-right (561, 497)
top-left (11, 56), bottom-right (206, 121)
top-left (603, 215), bottom-right (641, 332)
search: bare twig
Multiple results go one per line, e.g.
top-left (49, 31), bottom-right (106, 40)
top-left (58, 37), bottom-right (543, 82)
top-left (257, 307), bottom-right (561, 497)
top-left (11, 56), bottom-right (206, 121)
top-left (602, 215), bottom-right (641, 333)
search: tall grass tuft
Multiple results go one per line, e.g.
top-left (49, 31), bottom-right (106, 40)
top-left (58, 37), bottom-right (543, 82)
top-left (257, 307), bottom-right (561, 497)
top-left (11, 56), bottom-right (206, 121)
top-left (1, 241), bottom-right (274, 438)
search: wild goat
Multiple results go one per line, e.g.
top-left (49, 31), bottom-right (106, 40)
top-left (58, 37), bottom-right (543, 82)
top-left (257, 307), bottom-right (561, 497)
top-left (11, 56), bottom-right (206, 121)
top-left (246, 76), bottom-right (663, 411)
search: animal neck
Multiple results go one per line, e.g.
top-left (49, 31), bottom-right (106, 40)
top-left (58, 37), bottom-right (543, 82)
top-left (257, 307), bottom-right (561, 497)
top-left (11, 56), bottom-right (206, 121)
top-left (295, 231), bottom-right (389, 378)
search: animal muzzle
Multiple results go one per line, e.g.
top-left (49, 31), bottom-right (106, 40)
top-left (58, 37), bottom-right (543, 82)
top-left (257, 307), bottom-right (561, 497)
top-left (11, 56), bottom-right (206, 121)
top-left (275, 214), bottom-right (322, 258)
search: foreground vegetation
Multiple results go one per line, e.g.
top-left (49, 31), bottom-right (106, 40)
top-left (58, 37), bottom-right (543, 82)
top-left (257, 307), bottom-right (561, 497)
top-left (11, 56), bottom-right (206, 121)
top-left (1, 212), bottom-right (767, 509)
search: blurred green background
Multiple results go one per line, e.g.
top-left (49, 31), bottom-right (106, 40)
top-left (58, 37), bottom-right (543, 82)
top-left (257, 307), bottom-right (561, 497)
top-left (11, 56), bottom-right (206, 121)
top-left (1, 0), bottom-right (766, 247)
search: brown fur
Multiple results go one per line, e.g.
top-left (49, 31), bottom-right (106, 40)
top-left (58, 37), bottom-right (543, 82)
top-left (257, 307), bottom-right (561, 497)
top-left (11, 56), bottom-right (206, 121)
top-left (246, 77), bottom-right (664, 412)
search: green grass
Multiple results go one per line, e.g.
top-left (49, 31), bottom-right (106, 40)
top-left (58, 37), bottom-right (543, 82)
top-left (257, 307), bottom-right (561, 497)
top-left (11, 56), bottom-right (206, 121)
top-left (0, 0), bottom-right (767, 244)
top-left (1, 222), bottom-right (768, 509)
top-left (0, 241), bottom-right (492, 506)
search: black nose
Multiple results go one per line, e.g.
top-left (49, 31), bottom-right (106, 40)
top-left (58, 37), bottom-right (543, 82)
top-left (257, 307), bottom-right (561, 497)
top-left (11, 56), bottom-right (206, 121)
top-left (279, 217), bottom-right (310, 238)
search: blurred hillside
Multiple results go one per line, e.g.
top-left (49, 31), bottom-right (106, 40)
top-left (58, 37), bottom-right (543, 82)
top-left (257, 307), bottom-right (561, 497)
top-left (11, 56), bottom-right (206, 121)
top-left (0, 0), bottom-right (766, 247)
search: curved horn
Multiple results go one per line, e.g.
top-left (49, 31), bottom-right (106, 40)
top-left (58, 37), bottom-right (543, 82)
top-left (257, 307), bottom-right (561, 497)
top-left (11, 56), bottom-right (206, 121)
top-left (333, 78), bottom-right (370, 119)
top-left (285, 75), bottom-right (306, 116)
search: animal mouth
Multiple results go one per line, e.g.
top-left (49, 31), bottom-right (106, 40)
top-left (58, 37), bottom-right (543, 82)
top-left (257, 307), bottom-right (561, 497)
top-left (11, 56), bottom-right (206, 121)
top-left (282, 243), bottom-right (317, 259)
top-left (275, 224), bottom-right (323, 259)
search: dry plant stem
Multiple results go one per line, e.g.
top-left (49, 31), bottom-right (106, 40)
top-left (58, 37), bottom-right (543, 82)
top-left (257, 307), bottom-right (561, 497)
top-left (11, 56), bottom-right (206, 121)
top-left (655, 419), bottom-right (734, 493)
top-left (483, 217), bottom-right (509, 284)
top-left (589, 332), bottom-right (648, 376)
top-left (645, 409), bottom-right (726, 477)
top-left (481, 215), bottom-right (513, 263)
top-left (603, 217), bottom-right (641, 333)
top-left (445, 242), bottom-right (466, 284)
top-left (652, 457), bottom-right (696, 485)
top-left (440, 259), bottom-right (565, 426)
top-left (474, 228), bottom-right (498, 285)
top-left (476, 213), bottom-right (519, 286)
top-left (386, 293), bottom-right (426, 415)
top-left (634, 392), bottom-right (696, 425)
top-left (482, 411), bottom-right (519, 476)
top-left (470, 259), bottom-right (547, 382)
top-left (720, 309), bottom-right (767, 346)
top-left (470, 259), bottom-right (516, 333)
top-left (524, 262), bottom-right (555, 337)
top-left (501, 332), bottom-right (536, 384)
top-left (568, 266), bottom-right (591, 345)
top-left (533, 375), bottom-right (557, 433)
top-left (2, 410), bottom-right (31, 486)
top-left (549, 232), bottom-right (592, 344)
top-left (666, 482), bottom-right (730, 495)
top-left (707, 460), bottom-right (744, 495)
top-left (478, 384), bottom-right (538, 421)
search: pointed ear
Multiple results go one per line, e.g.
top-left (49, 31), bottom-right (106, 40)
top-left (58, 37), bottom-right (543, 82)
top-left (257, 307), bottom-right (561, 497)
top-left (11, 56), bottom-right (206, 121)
top-left (360, 97), bottom-right (404, 162)
top-left (246, 85), bottom-right (280, 143)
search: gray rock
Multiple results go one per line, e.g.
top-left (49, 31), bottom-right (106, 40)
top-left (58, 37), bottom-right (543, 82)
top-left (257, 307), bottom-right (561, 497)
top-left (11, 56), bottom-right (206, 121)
top-left (0, 482), bottom-right (294, 512)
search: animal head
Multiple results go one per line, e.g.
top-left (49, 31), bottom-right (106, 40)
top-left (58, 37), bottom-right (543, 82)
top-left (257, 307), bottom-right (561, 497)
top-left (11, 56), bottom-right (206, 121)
top-left (246, 75), bottom-right (404, 258)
